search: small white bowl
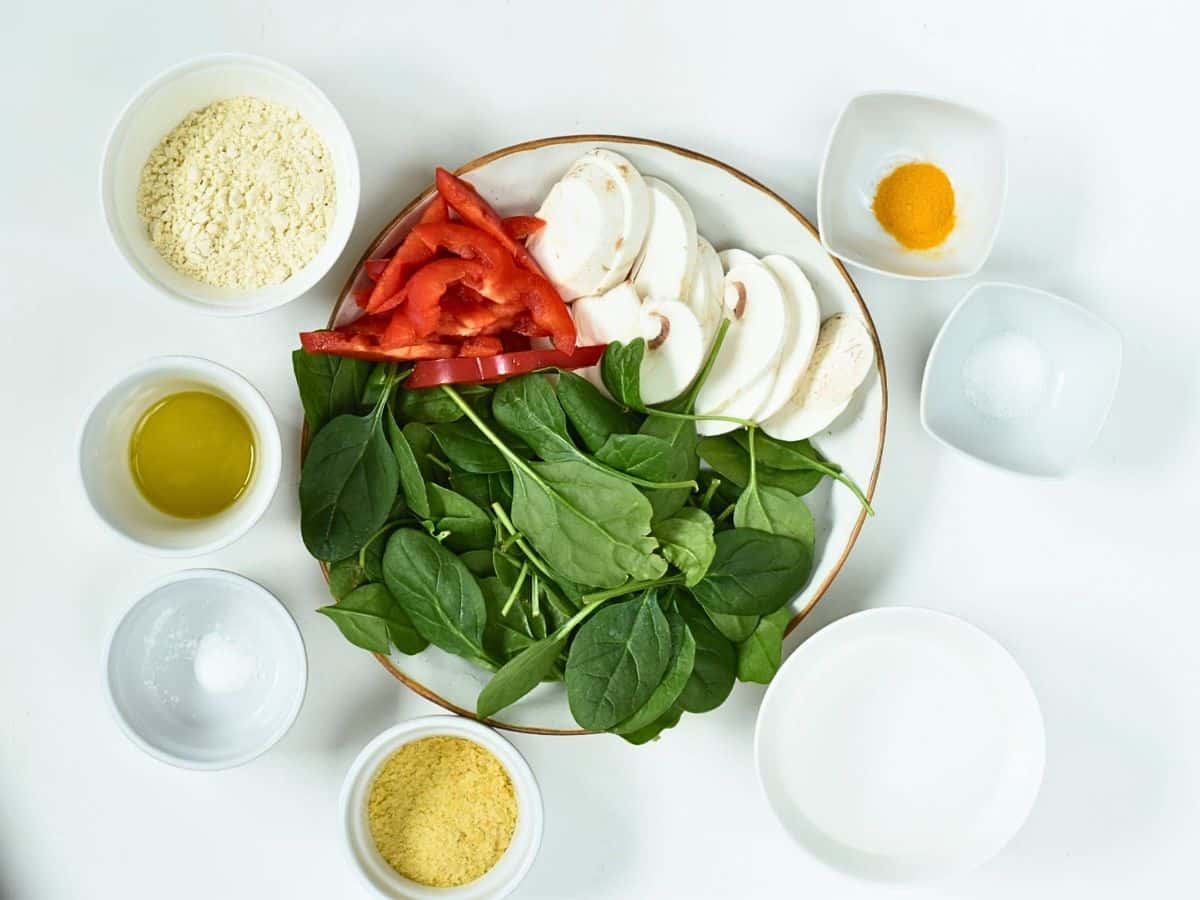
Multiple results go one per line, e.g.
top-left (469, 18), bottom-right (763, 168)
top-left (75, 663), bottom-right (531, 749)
top-left (78, 355), bottom-right (282, 555)
top-left (921, 282), bottom-right (1122, 477)
top-left (340, 717), bottom-right (543, 900)
top-left (818, 91), bottom-right (1006, 279)
top-left (105, 569), bottom-right (307, 770)
top-left (755, 607), bottom-right (1045, 883)
top-left (100, 52), bottom-right (360, 316)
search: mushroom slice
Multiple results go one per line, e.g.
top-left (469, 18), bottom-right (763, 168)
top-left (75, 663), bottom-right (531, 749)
top-left (686, 237), bottom-right (725, 349)
top-left (717, 248), bottom-right (759, 272)
top-left (754, 255), bottom-right (822, 421)
top-left (632, 177), bottom-right (698, 303)
top-left (694, 260), bottom-right (788, 424)
top-left (570, 282), bottom-right (643, 393)
top-left (527, 149), bottom-right (650, 300)
top-left (637, 299), bottom-right (705, 405)
top-left (762, 314), bottom-right (875, 441)
top-left (695, 377), bottom-right (775, 436)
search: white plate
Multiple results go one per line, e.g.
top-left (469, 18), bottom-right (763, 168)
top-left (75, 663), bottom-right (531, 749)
top-left (324, 135), bottom-right (887, 733)
top-left (754, 608), bottom-right (1045, 882)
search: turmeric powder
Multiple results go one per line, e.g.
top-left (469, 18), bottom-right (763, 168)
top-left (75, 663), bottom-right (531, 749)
top-left (872, 162), bottom-right (956, 250)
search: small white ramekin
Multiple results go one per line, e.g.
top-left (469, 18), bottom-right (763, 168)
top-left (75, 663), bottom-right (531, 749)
top-left (340, 717), bottom-right (544, 900)
top-left (100, 52), bottom-right (360, 316)
top-left (78, 355), bottom-right (281, 556)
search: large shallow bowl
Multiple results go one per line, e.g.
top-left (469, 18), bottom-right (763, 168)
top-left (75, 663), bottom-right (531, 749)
top-left (313, 135), bottom-right (887, 734)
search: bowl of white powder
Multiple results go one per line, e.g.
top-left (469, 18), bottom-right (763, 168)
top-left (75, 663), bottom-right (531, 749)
top-left (105, 569), bottom-right (307, 769)
top-left (101, 53), bottom-right (359, 316)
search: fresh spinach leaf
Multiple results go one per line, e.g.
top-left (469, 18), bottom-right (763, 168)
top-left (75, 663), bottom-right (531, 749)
top-left (651, 508), bottom-right (715, 586)
top-left (619, 702), bottom-right (683, 745)
top-left (292, 349), bottom-right (371, 434)
top-left (638, 414), bottom-right (700, 521)
top-left (382, 528), bottom-right (491, 665)
top-left (675, 594), bottom-right (737, 713)
top-left (396, 382), bottom-right (491, 423)
top-left (733, 432), bottom-right (833, 471)
top-left (427, 484), bottom-right (492, 551)
top-left (480, 577), bottom-right (541, 661)
top-left (432, 420), bottom-right (510, 473)
top-left (328, 556), bottom-right (367, 601)
top-left (318, 583), bottom-right (427, 655)
top-left (697, 435), bottom-right (823, 495)
top-left (360, 363), bottom-right (392, 409)
top-left (706, 610), bottom-right (760, 643)
top-left (477, 630), bottom-right (568, 719)
top-left (595, 434), bottom-right (690, 485)
top-left (612, 599), bottom-right (696, 735)
top-left (459, 549), bottom-right (495, 578)
top-left (734, 484), bottom-right (814, 548)
top-left (401, 422), bottom-right (438, 481)
top-left (557, 371), bottom-right (641, 452)
top-left (386, 414), bottom-right (430, 519)
top-left (736, 606), bottom-right (791, 683)
top-left (492, 374), bottom-right (577, 462)
top-left (690, 528), bottom-right (812, 616)
top-left (565, 592), bottom-right (672, 730)
top-left (600, 338), bottom-right (646, 410)
top-left (300, 386), bottom-right (400, 561)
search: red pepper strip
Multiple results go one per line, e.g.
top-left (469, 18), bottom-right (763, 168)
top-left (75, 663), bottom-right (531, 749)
top-left (439, 289), bottom-right (526, 335)
top-left (401, 258), bottom-right (487, 338)
top-left (500, 332), bottom-right (532, 353)
top-left (435, 168), bottom-right (548, 278)
top-left (502, 215), bottom-right (545, 240)
top-left (410, 222), bottom-right (514, 271)
top-left (405, 344), bottom-right (607, 389)
top-left (300, 330), bottom-right (459, 362)
top-left (364, 197), bottom-right (449, 314)
top-left (380, 313), bottom-right (418, 349)
top-left (340, 313), bottom-right (392, 337)
top-left (363, 258), bottom-right (389, 281)
top-left (459, 336), bottom-right (504, 358)
top-left (501, 269), bottom-right (576, 353)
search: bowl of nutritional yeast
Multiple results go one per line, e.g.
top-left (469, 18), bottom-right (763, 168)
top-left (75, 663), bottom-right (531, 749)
top-left (100, 52), bottom-right (360, 316)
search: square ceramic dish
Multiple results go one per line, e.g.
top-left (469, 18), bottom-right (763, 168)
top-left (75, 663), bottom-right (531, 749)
top-left (921, 282), bottom-right (1122, 476)
top-left (818, 91), bottom-right (1006, 279)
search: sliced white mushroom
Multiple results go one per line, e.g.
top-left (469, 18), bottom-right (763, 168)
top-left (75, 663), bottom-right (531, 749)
top-left (637, 299), bottom-right (705, 404)
top-left (718, 248), bottom-right (759, 272)
top-left (762, 314), bottom-right (875, 441)
top-left (754, 255), bottom-right (822, 421)
top-left (527, 149), bottom-right (649, 301)
top-left (695, 377), bottom-right (775, 436)
top-left (694, 260), bottom-right (788, 425)
top-left (572, 281), bottom-right (642, 348)
top-left (631, 177), bottom-right (698, 303)
top-left (686, 237), bottom-right (725, 349)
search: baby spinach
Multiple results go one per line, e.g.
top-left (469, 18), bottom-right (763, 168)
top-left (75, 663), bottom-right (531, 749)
top-left (733, 431), bottom-right (873, 513)
top-left (734, 484), bottom-right (815, 548)
top-left (386, 415), bottom-right (430, 519)
top-left (620, 702), bottom-right (684, 745)
top-left (557, 371), bottom-right (641, 452)
top-left (600, 338), bottom-right (647, 410)
top-left (460, 549), bottom-right (495, 578)
top-left (292, 349), bottom-right (372, 434)
top-left (493, 374), bottom-right (578, 462)
top-left (705, 610), bottom-right (760, 643)
top-left (690, 528), bottom-right (812, 616)
top-left (595, 434), bottom-right (690, 485)
top-left (432, 420), bottom-right (510, 473)
top-left (698, 435), bottom-right (823, 496)
top-left (300, 378), bottom-right (400, 562)
top-left (651, 508), bottom-right (716, 587)
top-left (317, 583), bottom-right (427, 656)
top-left (638, 414), bottom-right (700, 521)
top-left (401, 422), bottom-right (438, 481)
top-left (328, 556), bottom-right (368, 601)
top-left (382, 528), bottom-right (491, 666)
top-left (566, 592), bottom-right (672, 730)
top-left (477, 630), bottom-right (569, 719)
top-left (675, 594), bottom-right (737, 713)
top-left (396, 382), bottom-right (492, 423)
top-left (612, 598), bottom-right (696, 735)
top-left (427, 484), bottom-right (492, 551)
top-left (736, 606), bottom-right (791, 684)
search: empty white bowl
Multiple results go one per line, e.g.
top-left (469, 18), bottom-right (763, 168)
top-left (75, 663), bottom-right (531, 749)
top-left (78, 355), bottom-right (282, 555)
top-left (921, 282), bottom-right (1122, 476)
top-left (755, 607), bottom-right (1045, 883)
top-left (340, 717), bottom-right (543, 900)
top-left (100, 52), bottom-right (360, 316)
top-left (105, 569), bottom-right (307, 770)
top-left (818, 91), bottom-right (1006, 279)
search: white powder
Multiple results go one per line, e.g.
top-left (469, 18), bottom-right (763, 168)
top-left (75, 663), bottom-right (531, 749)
top-left (961, 331), bottom-right (1049, 420)
top-left (193, 631), bottom-right (258, 695)
top-left (137, 96), bottom-right (335, 289)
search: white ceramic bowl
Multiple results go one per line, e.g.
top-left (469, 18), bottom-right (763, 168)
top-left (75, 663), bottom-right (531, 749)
top-left (78, 355), bottom-right (282, 555)
top-left (921, 282), bottom-right (1122, 476)
top-left (340, 717), bottom-right (543, 900)
top-left (818, 91), bottom-right (1006, 279)
top-left (105, 569), bottom-right (307, 770)
top-left (755, 607), bottom-right (1045, 883)
top-left (100, 52), bottom-right (360, 316)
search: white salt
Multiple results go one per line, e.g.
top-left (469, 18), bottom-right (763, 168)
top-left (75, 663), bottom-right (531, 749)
top-left (193, 631), bottom-right (257, 694)
top-left (961, 331), bottom-right (1048, 420)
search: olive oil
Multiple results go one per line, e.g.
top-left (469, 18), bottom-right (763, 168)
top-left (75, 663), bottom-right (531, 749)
top-left (129, 391), bottom-right (256, 518)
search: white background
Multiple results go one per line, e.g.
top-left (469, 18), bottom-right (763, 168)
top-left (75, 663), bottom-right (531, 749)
top-left (2, 0), bottom-right (1198, 897)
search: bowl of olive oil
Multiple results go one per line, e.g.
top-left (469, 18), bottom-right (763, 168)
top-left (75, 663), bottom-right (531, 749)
top-left (79, 357), bottom-right (281, 555)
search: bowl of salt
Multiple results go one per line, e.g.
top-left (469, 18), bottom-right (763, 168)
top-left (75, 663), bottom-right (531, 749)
top-left (921, 282), bottom-right (1122, 476)
top-left (104, 569), bottom-right (307, 769)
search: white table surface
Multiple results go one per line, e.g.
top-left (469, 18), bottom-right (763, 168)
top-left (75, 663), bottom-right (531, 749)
top-left (3, 1), bottom-right (1198, 897)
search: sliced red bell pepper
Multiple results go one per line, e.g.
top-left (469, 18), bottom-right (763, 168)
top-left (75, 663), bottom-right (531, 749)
top-left (380, 313), bottom-right (418, 349)
top-left (300, 330), bottom-right (459, 362)
top-left (405, 344), bottom-right (607, 389)
top-left (363, 258), bottom-right (389, 281)
top-left (410, 222), bottom-right (514, 272)
top-left (435, 168), bottom-right (548, 278)
top-left (363, 196), bottom-right (449, 314)
top-left (500, 269), bottom-right (576, 353)
top-left (400, 258), bottom-right (488, 338)
top-left (340, 313), bottom-right (392, 337)
top-left (502, 215), bottom-right (545, 240)
top-left (459, 336), bottom-right (504, 358)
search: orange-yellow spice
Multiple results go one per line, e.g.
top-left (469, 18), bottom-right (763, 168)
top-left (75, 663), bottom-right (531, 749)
top-left (366, 736), bottom-right (517, 887)
top-left (872, 161), bottom-right (956, 250)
